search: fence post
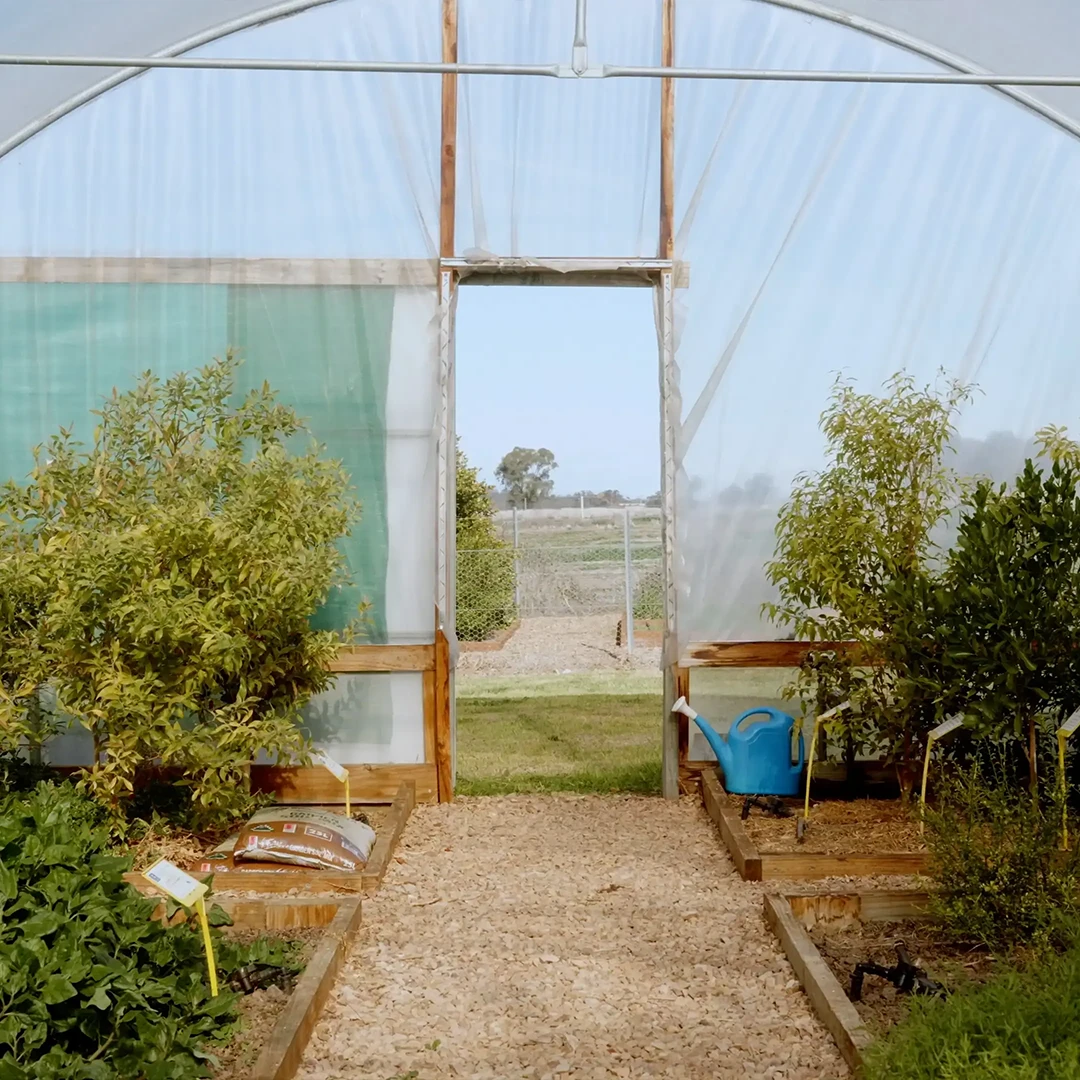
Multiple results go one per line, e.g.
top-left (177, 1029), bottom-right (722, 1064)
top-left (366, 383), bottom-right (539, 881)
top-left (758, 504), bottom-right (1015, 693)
top-left (512, 506), bottom-right (521, 611)
top-left (623, 508), bottom-right (634, 655)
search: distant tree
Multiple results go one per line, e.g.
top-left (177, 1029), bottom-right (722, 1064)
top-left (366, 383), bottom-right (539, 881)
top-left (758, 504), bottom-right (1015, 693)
top-left (645, 491), bottom-right (662, 508)
top-left (578, 489), bottom-right (624, 508)
top-left (495, 447), bottom-right (557, 508)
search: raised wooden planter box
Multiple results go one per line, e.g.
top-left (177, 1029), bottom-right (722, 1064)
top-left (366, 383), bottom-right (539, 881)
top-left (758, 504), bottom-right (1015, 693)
top-left (126, 780), bottom-right (415, 897)
top-left (143, 894), bottom-right (363, 1079)
top-left (764, 889), bottom-right (930, 1075)
top-left (701, 770), bottom-right (929, 881)
top-left (615, 616), bottom-right (663, 648)
top-left (458, 620), bottom-right (520, 652)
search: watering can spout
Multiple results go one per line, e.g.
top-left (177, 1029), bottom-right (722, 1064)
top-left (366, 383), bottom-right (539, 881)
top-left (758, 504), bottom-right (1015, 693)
top-left (671, 697), bottom-right (735, 776)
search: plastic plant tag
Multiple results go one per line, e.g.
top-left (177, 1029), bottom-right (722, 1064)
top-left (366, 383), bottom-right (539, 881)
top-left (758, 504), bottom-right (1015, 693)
top-left (143, 858), bottom-right (208, 907)
top-left (312, 750), bottom-right (349, 783)
top-left (929, 713), bottom-right (964, 741)
top-left (1061, 707), bottom-right (1080, 738)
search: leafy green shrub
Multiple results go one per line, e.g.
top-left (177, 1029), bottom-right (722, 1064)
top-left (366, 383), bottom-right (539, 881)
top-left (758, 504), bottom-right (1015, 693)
top-left (0, 782), bottom-right (261, 1078)
top-left (925, 769), bottom-right (1080, 952)
top-left (863, 941), bottom-right (1080, 1080)
top-left (456, 448), bottom-right (516, 641)
top-left (0, 356), bottom-right (357, 820)
top-left (632, 568), bottom-right (664, 621)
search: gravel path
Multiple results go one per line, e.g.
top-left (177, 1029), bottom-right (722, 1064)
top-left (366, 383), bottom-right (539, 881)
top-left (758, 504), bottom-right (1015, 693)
top-left (458, 616), bottom-right (662, 677)
top-left (297, 795), bottom-right (848, 1080)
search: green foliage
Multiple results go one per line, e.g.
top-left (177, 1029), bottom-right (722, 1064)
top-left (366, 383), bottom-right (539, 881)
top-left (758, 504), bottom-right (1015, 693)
top-left (863, 942), bottom-right (1080, 1080)
top-left (0, 355), bottom-right (358, 821)
top-left (0, 783), bottom-right (259, 1078)
top-left (631, 567), bottom-right (664, 621)
top-left (765, 372), bottom-right (974, 790)
top-left (924, 461), bottom-right (1080, 794)
top-left (495, 447), bottom-right (557, 508)
top-left (925, 768), bottom-right (1080, 952)
top-left (456, 448), bottom-right (516, 641)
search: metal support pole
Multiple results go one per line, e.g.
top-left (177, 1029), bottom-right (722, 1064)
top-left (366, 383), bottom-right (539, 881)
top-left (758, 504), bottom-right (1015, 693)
top-left (512, 506), bottom-right (521, 611)
top-left (572, 0), bottom-right (588, 75)
top-left (623, 508), bottom-right (635, 656)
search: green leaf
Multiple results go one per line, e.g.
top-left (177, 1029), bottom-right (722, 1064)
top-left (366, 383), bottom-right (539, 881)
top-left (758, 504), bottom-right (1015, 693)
top-left (87, 987), bottom-right (111, 1010)
top-left (41, 974), bottom-right (77, 1005)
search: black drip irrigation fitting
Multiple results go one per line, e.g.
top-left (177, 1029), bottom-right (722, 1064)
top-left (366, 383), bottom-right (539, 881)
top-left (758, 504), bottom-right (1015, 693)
top-left (741, 795), bottom-right (793, 820)
top-left (849, 944), bottom-right (949, 1002)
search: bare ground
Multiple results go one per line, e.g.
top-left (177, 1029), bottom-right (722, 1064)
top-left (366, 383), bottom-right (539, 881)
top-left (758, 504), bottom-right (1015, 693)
top-left (457, 616), bottom-right (662, 678)
top-left (296, 795), bottom-right (848, 1080)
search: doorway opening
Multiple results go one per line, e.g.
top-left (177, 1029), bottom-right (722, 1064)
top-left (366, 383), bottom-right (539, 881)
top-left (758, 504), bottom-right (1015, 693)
top-left (451, 284), bottom-right (665, 795)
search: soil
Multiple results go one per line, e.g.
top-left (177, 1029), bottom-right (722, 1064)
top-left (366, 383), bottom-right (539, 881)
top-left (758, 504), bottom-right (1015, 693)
top-left (810, 920), bottom-right (997, 1036)
top-left (730, 795), bottom-right (925, 855)
top-left (212, 927), bottom-right (322, 1079)
top-left (296, 794), bottom-right (849, 1080)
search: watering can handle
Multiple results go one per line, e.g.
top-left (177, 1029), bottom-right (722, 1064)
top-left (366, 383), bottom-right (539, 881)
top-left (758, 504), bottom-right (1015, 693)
top-left (733, 708), bottom-right (771, 732)
top-left (794, 729), bottom-right (805, 774)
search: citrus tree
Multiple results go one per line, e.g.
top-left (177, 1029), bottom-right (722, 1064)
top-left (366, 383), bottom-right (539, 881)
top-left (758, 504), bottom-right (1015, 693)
top-left (0, 354), bottom-right (359, 820)
top-left (764, 372), bottom-right (974, 794)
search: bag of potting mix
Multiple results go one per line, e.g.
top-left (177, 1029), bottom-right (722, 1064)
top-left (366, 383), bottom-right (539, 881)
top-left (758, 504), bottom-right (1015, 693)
top-left (232, 807), bottom-right (377, 872)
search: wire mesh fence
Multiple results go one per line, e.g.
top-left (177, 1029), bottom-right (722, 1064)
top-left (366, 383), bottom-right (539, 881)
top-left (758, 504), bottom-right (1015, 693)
top-left (456, 509), bottom-right (663, 643)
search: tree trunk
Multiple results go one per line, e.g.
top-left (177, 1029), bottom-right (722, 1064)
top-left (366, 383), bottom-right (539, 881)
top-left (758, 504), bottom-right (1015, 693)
top-left (1028, 713), bottom-right (1039, 810)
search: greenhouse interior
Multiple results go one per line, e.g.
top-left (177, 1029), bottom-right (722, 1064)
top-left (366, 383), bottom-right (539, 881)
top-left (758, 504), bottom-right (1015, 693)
top-left (3, 0), bottom-right (1080, 802)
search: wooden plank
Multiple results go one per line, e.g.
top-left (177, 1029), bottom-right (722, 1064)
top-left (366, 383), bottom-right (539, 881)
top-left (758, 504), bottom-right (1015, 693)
top-left (764, 894), bottom-right (873, 1075)
top-left (250, 762), bottom-right (437, 804)
top-left (856, 890), bottom-right (931, 923)
top-left (434, 628), bottom-right (453, 802)
top-left (251, 896), bottom-right (364, 1080)
top-left (146, 897), bottom-right (345, 930)
top-left (681, 640), bottom-right (860, 668)
top-left (659, 0), bottom-right (675, 260)
top-left (760, 852), bottom-right (929, 881)
top-left (328, 643), bottom-right (434, 673)
top-left (0, 256), bottom-right (437, 287)
top-left (127, 868), bottom-right (364, 896)
top-left (360, 781), bottom-right (416, 891)
top-left (440, 0), bottom-right (458, 259)
top-left (458, 620), bottom-right (521, 652)
top-left (423, 669), bottom-right (437, 765)
top-left (675, 665), bottom-right (690, 769)
top-left (662, 663), bottom-right (680, 800)
top-left (700, 769), bottom-right (762, 881)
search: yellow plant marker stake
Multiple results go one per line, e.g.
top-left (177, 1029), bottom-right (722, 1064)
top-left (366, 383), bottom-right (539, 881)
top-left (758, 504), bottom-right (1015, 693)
top-left (142, 858), bottom-right (218, 997)
top-left (1057, 707), bottom-right (1080, 849)
top-left (920, 713), bottom-right (964, 836)
top-left (314, 750), bottom-right (351, 818)
top-left (804, 701), bottom-right (850, 822)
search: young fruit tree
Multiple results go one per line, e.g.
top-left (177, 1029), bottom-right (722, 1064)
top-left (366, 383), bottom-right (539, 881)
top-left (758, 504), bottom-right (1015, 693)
top-left (931, 458), bottom-right (1080, 803)
top-left (0, 354), bottom-right (359, 822)
top-left (764, 372), bottom-right (974, 796)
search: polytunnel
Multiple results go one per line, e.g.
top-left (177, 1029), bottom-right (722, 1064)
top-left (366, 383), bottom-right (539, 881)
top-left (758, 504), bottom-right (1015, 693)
top-left (2, 0), bottom-right (1080, 801)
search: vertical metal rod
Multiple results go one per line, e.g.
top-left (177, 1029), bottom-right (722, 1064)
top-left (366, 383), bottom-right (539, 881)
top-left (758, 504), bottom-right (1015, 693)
top-left (572, 0), bottom-right (588, 74)
top-left (623, 508), bottom-right (635, 656)
top-left (512, 506), bottom-right (521, 611)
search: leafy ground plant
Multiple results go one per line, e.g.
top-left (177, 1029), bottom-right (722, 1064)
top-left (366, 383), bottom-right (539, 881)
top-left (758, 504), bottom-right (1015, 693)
top-left (0, 783), bottom-right (274, 1079)
top-left (924, 766), bottom-right (1080, 952)
top-left (863, 939), bottom-right (1080, 1080)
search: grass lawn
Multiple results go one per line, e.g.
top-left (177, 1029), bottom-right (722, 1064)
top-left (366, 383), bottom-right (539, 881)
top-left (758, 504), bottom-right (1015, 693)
top-left (455, 691), bottom-right (663, 796)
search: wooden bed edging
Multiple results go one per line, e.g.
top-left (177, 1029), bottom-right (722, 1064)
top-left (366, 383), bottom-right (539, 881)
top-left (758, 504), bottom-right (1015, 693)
top-left (250, 895), bottom-right (364, 1080)
top-left (125, 781), bottom-right (415, 897)
top-left (764, 894), bottom-right (873, 1075)
top-left (458, 620), bottom-right (520, 652)
top-left (765, 890), bottom-right (931, 1076)
top-left (701, 769), bottom-right (929, 881)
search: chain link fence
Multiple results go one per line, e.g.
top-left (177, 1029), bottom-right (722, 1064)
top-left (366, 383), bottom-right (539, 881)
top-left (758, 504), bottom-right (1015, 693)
top-left (456, 509), bottom-right (663, 643)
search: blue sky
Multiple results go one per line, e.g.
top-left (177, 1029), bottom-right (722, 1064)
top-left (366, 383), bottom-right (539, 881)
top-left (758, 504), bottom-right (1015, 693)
top-left (456, 286), bottom-right (661, 497)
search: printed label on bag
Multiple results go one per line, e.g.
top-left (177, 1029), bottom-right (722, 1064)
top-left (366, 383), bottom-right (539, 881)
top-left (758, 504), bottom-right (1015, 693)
top-left (143, 859), bottom-right (208, 907)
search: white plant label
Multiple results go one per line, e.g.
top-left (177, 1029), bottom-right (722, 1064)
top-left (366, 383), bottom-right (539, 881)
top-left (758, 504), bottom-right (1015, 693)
top-left (312, 750), bottom-right (349, 783)
top-left (819, 700), bottom-right (851, 722)
top-left (143, 858), bottom-right (208, 907)
top-left (929, 714), bottom-right (964, 741)
top-left (1061, 707), bottom-right (1080, 737)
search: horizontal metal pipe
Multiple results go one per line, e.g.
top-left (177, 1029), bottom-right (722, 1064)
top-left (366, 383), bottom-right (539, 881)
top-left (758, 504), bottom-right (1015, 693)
top-left (3, 53), bottom-right (1080, 87)
top-left (0, 54), bottom-right (560, 77)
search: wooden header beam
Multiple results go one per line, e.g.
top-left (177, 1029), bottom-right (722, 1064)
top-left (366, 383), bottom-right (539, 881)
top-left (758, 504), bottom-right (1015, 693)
top-left (440, 0), bottom-right (458, 260)
top-left (681, 640), bottom-right (861, 668)
top-left (659, 0), bottom-right (675, 260)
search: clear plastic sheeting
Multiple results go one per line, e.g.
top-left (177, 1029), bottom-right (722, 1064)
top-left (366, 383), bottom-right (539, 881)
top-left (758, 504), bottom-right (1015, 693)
top-left (672, 0), bottom-right (1080, 651)
top-left (457, 0), bottom-right (661, 257)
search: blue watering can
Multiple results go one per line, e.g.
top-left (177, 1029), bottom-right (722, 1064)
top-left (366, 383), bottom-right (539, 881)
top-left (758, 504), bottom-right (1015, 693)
top-left (673, 696), bottom-right (805, 796)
